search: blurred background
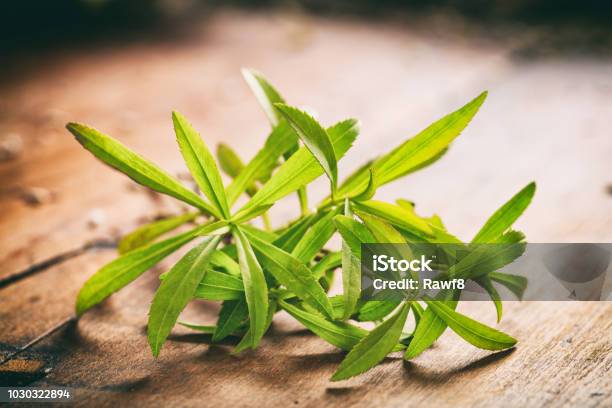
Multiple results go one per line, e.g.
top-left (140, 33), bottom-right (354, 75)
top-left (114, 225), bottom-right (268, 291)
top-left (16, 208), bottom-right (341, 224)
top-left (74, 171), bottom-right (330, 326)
top-left (1, 0), bottom-right (611, 278)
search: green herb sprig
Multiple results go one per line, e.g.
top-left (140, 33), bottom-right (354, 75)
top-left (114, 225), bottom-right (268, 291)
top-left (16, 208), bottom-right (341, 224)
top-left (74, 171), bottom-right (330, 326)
top-left (67, 69), bottom-right (535, 381)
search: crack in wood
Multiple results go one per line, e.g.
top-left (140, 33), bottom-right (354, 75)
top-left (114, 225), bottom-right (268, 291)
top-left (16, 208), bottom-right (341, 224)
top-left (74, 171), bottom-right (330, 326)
top-left (0, 315), bottom-right (77, 368)
top-left (0, 239), bottom-right (117, 290)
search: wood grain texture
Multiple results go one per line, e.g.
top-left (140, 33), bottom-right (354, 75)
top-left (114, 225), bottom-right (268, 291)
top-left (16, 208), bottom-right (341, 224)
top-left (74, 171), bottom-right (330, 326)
top-left (0, 9), bottom-right (610, 407)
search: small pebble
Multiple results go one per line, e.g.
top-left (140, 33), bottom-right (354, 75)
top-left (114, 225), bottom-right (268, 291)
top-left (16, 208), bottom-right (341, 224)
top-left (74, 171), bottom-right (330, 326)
top-left (0, 133), bottom-right (23, 162)
top-left (20, 187), bottom-right (55, 206)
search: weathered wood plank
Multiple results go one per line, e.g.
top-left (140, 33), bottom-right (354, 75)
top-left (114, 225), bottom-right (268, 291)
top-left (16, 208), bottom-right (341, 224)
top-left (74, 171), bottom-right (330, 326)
top-left (0, 8), bottom-right (610, 407)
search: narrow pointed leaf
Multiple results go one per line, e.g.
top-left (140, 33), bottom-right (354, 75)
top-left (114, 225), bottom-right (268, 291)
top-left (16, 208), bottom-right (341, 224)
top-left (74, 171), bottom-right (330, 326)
top-left (234, 119), bottom-right (358, 221)
top-left (177, 322), bottom-right (217, 334)
top-left (489, 272), bottom-right (527, 300)
top-left (353, 200), bottom-right (433, 236)
top-left (472, 182), bottom-right (536, 243)
top-left (333, 215), bottom-right (375, 256)
top-left (242, 68), bottom-right (285, 126)
top-left (352, 169), bottom-right (377, 201)
top-left (275, 103), bottom-right (338, 192)
top-left (405, 291), bottom-right (458, 359)
top-left (226, 122), bottom-right (297, 205)
top-left (239, 224), bottom-right (278, 243)
top-left (404, 306), bottom-right (449, 359)
top-left (193, 270), bottom-right (244, 300)
top-left (335, 91), bottom-right (487, 198)
top-left (279, 300), bottom-right (368, 351)
top-left (411, 302), bottom-right (424, 325)
top-left (76, 221), bottom-right (226, 315)
top-left (356, 299), bottom-right (401, 322)
top-left (234, 227), bottom-right (269, 347)
top-left (425, 299), bottom-right (517, 350)
top-left (338, 206), bottom-right (361, 320)
top-left (449, 241), bottom-right (526, 280)
top-left (148, 236), bottom-right (221, 356)
top-left (475, 275), bottom-right (503, 322)
top-left (233, 299), bottom-right (277, 353)
top-left (67, 122), bottom-right (217, 215)
top-left (341, 234), bottom-right (360, 320)
top-left (173, 111), bottom-right (229, 218)
top-left (244, 231), bottom-right (334, 319)
top-left (355, 211), bottom-right (409, 245)
top-left (118, 212), bottom-right (197, 254)
top-left (273, 214), bottom-right (317, 252)
top-left (217, 143), bottom-right (245, 178)
top-left (213, 299), bottom-right (249, 342)
top-left (331, 303), bottom-right (409, 381)
top-left (217, 143), bottom-right (258, 197)
top-left (209, 250), bottom-right (241, 276)
top-left (311, 251), bottom-right (342, 279)
top-left (291, 209), bottom-right (340, 263)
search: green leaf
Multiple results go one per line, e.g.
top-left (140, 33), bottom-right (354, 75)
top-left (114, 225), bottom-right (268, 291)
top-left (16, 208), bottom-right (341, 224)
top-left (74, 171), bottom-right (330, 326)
top-left (472, 182), bottom-right (536, 243)
top-left (217, 143), bottom-right (245, 179)
top-left (118, 212), bottom-right (197, 254)
top-left (279, 300), bottom-right (368, 351)
top-left (335, 91), bottom-right (488, 198)
top-left (425, 299), bottom-right (517, 351)
top-left (67, 122), bottom-right (218, 215)
top-left (239, 224), bottom-right (278, 243)
top-left (273, 214), bottom-right (317, 252)
top-left (213, 299), bottom-right (249, 342)
top-left (234, 227), bottom-right (269, 347)
top-left (331, 302), bottom-right (409, 381)
top-left (475, 275), bottom-right (503, 322)
top-left (173, 111), bottom-right (230, 219)
top-left (275, 104), bottom-right (338, 193)
top-left (336, 159), bottom-right (375, 196)
top-left (353, 200), bottom-right (433, 236)
top-left (338, 206), bottom-right (361, 320)
top-left (193, 270), bottom-right (244, 300)
top-left (244, 231), bottom-right (334, 319)
top-left (356, 300), bottom-right (401, 322)
top-left (297, 186), bottom-right (309, 216)
top-left (327, 295), bottom-right (348, 320)
top-left (411, 302), bottom-right (424, 325)
top-left (148, 236), bottom-right (221, 356)
top-left (76, 220), bottom-right (227, 315)
top-left (233, 299), bottom-right (277, 353)
top-left (291, 209), bottom-right (340, 263)
top-left (449, 241), bottom-right (525, 280)
top-left (231, 204), bottom-right (274, 225)
top-left (217, 143), bottom-right (258, 197)
top-left (226, 122), bottom-right (297, 205)
top-left (209, 250), bottom-right (241, 276)
top-left (489, 272), bottom-right (527, 300)
top-left (355, 211), bottom-right (408, 245)
top-left (242, 68), bottom-right (285, 126)
top-left (351, 169), bottom-right (377, 201)
top-left (333, 215), bottom-right (375, 257)
top-left (234, 119), bottom-right (358, 222)
top-left (404, 306), bottom-right (448, 359)
top-left (177, 322), bottom-right (217, 334)
top-left (396, 199), bottom-right (415, 211)
top-left (311, 251), bottom-right (342, 279)
top-left (404, 291), bottom-right (458, 360)
top-left (340, 232), bottom-right (360, 320)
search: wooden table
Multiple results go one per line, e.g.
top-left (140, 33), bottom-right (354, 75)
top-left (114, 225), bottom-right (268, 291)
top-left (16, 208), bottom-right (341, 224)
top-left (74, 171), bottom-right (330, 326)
top-left (1, 9), bottom-right (610, 407)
